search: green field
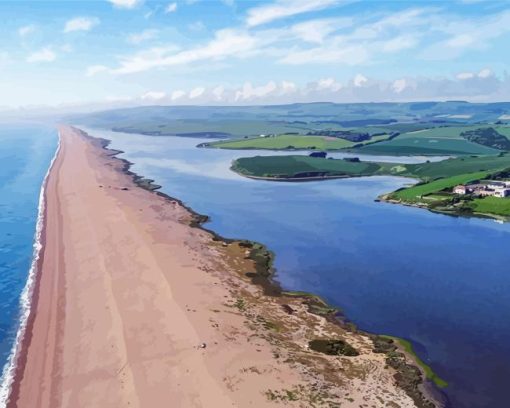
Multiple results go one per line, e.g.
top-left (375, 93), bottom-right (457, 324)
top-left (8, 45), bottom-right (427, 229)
top-left (202, 124), bottom-right (510, 155)
top-left (112, 120), bottom-right (310, 138)
top-left (212, 134), bottom-right (357, 150)
top-left (495, 126), bottom-right (510, 140)
top-left (354, 125), bottom-right (507, 156)
top-left (393, 154), bottom-right (510, 180)
top-left (356, 136), bottom-right (498, 156)
top-left (468, 196), bottom-right (510, 216)
top-left (233, 155), bottom-right (380, 178)
top-left (233, 154), bottom-right (510, 182)
top-left (389, 172), bottom-right (489, 202)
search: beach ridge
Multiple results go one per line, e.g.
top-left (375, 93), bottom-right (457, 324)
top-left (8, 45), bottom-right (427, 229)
top-left (6, 125), bottom-right (442, 408)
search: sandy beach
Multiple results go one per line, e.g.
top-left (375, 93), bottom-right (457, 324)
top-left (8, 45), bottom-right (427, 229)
top-left (6, 125), bottom-right (439, 408)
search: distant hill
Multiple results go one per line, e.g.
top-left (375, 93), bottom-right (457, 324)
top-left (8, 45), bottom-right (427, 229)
top-left (70, 102), bottom-right (510, 138)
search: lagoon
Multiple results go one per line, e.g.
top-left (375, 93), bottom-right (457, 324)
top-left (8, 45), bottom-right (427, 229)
top-left (88, 128), bottom-right (510, 408)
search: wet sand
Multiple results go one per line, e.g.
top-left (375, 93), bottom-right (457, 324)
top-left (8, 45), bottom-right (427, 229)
top-left (6, 125), bottom-right (436, 407)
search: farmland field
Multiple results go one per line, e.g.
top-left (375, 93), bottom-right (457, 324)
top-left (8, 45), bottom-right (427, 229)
top-left (232, 155), bottom-right (380, 178)
top-left (468, 196), bottom-right (510, 216)
top-left (110, 120), bottom-right (311, 138)
top-left (397, 154), bottom-right (510, 180)
top-left (355, 135), bottom-right (499, 156)
top-left (210, 134), bottom-right (358, 150)
top-left (388, 172), bottom-right (489, 202)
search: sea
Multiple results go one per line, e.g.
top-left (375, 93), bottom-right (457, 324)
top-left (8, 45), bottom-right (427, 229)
top-left (90, 128), bottom-right (510, 408)
top-left (0, 124), bottom-right (58, 405)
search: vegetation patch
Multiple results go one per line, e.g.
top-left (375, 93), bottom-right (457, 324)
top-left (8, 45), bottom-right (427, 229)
top-left (468, 196), bottom-right (510, 216)
top-left (210, 134), bottom-right (356, 150)
top-left (376, 336), bottom-right (448, 389)
top-left (232, 155), bottom-right (381, 179)
top-left (309, 339), bottom-right (359, 357)
top-left (388, 172), bottom-right (488, 202)
top-left (461, 127), bottom-right (510, 150)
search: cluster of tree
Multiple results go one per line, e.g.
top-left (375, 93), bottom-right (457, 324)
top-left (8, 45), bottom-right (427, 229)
top-left (461, 127), bottom-right (510, 150)
top-left (306, 130), bottom-right (371, 142)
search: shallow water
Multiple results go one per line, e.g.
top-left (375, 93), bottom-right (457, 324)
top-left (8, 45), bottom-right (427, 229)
top-left (87, 128), bottom-right (510, 408)
top-left (0, 125), bottom-right (57, 386)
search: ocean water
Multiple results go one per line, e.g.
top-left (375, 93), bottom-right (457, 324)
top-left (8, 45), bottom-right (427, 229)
top-left (0, 125), bottom-right (57, 401)
top-left (92, 128), bottom-right (510, 408)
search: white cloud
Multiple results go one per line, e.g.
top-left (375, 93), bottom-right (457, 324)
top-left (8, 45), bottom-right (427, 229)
top-left (315, 78), bottom-right (342, 92)
top-left (189, 87), bottom-right (205, 99)
top-left (111, 29), bottom-right (257, 74)
top-left (212, 86), bottom-right (224, 100)
top-left (478, 68), bottom-right (492, 78)
top-left (246, 0), bottom-right (344, 27)
top-left (26, 47), bottom-right (56, 63)
top-left (281, 80), bottom-right (297, 94)
top-left (107, 0), bottom-right (142, 8)
top-left (235, 81), bottom-right (277, 101)
top-left (392, 78), bottom-right (407, 93)
top-left (87, 71), bottom-right (510, 107)
top-left (18, 25), bottom-right (36, 37)
top-left (64, 17), bottom-right (99, 33)
top-left (141, 91), bottom-right (166, 100)
top-left (457, 72), bottom-right (475, 80)
top-left (456, 69), bottom-right (493, 80)
top-left (421, 10), bottom-right (510, 60)
top-left (290, 18), bottom-right (351, 44)
top-left (354, 74), bottom-right (368, 87)
top-left (86, 65), bottom-right (109, 77)
top-left (165, 2), bottom-right (177, 13)
top-left (128, 29), bottom-right (159, 44)
top-left (171, 90), bottom-right (186, 100)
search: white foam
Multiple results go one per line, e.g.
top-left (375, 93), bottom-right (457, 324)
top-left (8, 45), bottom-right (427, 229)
top-left (0, 132), bottom-right (61, 408)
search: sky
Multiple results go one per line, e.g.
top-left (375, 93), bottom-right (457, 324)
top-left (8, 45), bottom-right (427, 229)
top-left (1, 0), bottom-right (510, 109)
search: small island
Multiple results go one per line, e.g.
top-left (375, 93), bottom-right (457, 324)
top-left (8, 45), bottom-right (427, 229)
top-left (231, 154), bottom-right (510, 220)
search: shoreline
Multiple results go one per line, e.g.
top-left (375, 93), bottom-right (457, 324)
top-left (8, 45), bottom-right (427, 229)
top-left (379, 194), bottom-right (510, 223)
top-left (8, 128), bottom-right (441, 408)
top-left (90, 128), bottom-right (448, 407)
top-left (200, 143), bottom-right (456, 157)
top-left (0, 135), bottom-right (61, 407)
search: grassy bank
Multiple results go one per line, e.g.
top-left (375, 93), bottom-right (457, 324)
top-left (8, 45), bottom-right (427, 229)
top-left (208, 134), bottom-right (361, 150)
top-left (388, 172), bottom-right (488, 202)
top-left (380, 336), bottom-right (448, 389)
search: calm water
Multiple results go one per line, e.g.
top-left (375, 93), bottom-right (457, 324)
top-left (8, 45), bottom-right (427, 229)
top-left (0, 125), bottom-right (57, 386)
top-left (88, 128), bottom-right (510, 408)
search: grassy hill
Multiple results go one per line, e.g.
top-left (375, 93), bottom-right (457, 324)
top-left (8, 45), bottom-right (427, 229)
top-left (72, 102), bottom-right (510, 140)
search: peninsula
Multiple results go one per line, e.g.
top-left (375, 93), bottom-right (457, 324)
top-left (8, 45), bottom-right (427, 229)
top-left (231, 154), bottom-right (510, 220)
top-left (5, 126), bottom-right (441, 408)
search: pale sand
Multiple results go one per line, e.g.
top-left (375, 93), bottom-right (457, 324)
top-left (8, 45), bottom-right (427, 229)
top-left (7, 126), bottom-right (431, 407)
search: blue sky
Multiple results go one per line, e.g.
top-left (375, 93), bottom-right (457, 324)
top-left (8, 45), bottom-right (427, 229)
top-left (1, 0), bottom-right (510, 108)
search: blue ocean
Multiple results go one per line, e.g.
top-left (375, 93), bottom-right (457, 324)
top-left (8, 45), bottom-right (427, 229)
top-left (0, 125), bottom-right (57, 400)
